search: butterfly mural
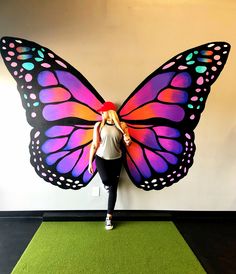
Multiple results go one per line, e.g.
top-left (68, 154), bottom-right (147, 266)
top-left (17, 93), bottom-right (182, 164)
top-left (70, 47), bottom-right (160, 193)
top-left (0, 37), bottom-right (230, 191)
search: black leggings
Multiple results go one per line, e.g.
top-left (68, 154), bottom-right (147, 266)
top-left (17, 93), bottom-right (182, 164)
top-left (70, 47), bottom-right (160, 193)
top-left (95, 155), bottom-right (122, 215)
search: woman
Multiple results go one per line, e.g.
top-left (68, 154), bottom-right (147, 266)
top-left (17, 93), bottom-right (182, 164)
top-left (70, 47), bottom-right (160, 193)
top-left (88, 102), bottom-right (132, 230)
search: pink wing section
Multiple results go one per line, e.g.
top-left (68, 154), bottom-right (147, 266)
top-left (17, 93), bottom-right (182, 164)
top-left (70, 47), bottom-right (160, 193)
top-left (39, 87), bottom-right (71, 103)
top-left (38, 71), bottom-right (102, 122)
top-left (121, 102), bottom-right (185, 122)
top-left (119, 72), bottom-right (190, 123)
top-left (38, 71), bottom-right (59, 86)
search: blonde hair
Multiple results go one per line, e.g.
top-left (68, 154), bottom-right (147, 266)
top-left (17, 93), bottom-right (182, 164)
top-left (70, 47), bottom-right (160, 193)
top-left (100, 110), bottom-right (124, 134)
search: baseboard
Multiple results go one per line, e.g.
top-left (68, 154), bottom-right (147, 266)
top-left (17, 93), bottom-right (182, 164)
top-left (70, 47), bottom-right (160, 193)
top-left (0, 210), bottom-right (236, 221)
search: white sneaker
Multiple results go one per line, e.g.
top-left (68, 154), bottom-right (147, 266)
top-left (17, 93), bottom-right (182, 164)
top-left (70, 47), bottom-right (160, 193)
top-left (105, 218), bottom-right (113, 230)
top-left (104, 185), bottom-right (110, 193)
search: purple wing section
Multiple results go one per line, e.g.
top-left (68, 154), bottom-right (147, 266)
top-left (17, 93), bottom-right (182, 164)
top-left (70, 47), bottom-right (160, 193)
top-left (124, 124), bottom-right (195, 190)
top-left (0, 36), bottom-right (105, 190)
top-left (120, 102), bottom-right (185, 122)
top-left (119, 42), bottom-right (230, 190)
top-left (30, 125), bottom-right (95, 189)
top-left (119, 72), bottom-right (175, 116)
top-left (56, 71), bottom-right (102, 109)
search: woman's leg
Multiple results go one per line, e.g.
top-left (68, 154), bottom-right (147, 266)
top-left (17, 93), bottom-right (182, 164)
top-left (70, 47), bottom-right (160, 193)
top-left (95, 156), bottom-right (122, 226)
top-left (107, 180), bottom-right (118, 215)
top-left (106, 158), bottom-right (122, 217)
top-left (95, 155), bottom-right (113, 186)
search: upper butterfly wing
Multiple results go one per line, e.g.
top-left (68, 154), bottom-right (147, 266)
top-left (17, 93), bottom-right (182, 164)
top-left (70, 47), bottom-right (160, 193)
top-left (1, 36), bottom-right (104, 189)
top-left (118, 42), bottom-right (230, 190)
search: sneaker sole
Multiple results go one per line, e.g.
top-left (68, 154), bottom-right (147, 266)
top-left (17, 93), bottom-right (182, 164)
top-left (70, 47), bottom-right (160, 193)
top-left (105, 226), bottom-right (113, 230)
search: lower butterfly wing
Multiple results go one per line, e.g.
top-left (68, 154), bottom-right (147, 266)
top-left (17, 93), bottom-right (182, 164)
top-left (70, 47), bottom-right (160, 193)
top-left (30, 126), bottom-right (96, 189)
top-left (1, 36), bottom-right (104, 189)
top-left (122, 125), bottom-right (195, 190)
top-left (119, 42), bottom-right (230, 190)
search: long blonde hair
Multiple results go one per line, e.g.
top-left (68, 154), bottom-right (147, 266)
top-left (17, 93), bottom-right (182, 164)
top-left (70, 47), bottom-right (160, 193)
top-left (100, 110), bottom-right (124, 134)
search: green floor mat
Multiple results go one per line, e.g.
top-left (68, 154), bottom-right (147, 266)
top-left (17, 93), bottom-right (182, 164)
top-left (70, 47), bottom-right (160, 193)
top-left (12, 221), bottom-right (205, 274)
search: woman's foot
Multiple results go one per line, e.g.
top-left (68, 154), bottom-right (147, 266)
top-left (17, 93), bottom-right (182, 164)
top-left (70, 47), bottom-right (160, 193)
top-left (105, 217), bottom-right (113, 230)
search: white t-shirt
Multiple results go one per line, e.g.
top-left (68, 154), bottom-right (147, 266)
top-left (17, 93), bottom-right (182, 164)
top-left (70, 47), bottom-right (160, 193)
top-left (96, 122), bottom-right (122, 160)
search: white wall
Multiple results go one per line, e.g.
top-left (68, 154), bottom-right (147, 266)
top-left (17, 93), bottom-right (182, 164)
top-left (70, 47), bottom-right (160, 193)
top-left (0, 0), bottom-right (235, 211)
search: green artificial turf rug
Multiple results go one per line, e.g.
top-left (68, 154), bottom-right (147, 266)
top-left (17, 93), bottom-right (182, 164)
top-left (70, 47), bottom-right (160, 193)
top-left (12, 221), bottom-right (205, 274)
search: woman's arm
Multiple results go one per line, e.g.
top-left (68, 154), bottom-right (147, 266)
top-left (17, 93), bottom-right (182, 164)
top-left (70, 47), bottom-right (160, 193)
top-left (120, 122), bottom-right (132, 146)
top-left (88, 122), bottom-right (100, 174)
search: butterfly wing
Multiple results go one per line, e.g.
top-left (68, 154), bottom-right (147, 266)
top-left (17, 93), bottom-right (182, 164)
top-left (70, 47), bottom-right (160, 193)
top-left (1, 36), bottom-right (104, 189)
top-left (118, 42), bottom-right (230, 190)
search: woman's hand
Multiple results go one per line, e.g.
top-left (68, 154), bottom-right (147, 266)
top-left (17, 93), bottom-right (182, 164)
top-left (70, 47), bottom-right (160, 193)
top-left (88, 163), bottom-right (94, 174)
top-left (123, 134), bottom-right (132, 146)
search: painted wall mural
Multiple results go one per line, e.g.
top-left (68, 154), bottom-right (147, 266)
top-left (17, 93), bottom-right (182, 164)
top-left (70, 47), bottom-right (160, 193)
top-left (0, 37), bottom-right (230, 191)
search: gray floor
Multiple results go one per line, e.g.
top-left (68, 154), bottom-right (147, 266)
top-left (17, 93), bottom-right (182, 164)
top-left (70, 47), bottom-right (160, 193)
top-left (0, 219), bottom-right (41, 274)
